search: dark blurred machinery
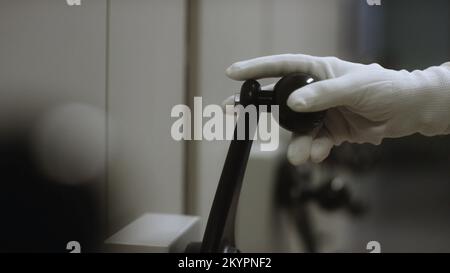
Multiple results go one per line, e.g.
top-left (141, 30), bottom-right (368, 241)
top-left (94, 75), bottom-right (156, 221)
top-left (0, 123), bottom-right (102, 252)
top-left (274, 144), bottom-right (376, 252)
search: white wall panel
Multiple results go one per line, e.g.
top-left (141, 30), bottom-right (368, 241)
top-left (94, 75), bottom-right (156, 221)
top-left (107, 0), bottom-right (186, 233)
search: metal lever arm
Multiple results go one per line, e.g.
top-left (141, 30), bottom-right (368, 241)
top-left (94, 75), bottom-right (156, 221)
top-left (201, 114), bottom-right (256, 252)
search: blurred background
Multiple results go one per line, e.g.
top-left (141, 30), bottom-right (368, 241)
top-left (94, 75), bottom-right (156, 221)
top-left (1, 0), bottom-right (450, 252)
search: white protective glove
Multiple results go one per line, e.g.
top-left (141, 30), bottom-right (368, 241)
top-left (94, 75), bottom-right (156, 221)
top-left (225, 54), bottom-right (450, 165)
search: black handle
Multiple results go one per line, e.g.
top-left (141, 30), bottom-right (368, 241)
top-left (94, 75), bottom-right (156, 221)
top-left (187, 73), bottom-right (325, 253)
top-left (272, 73), bottom-right (325, 134)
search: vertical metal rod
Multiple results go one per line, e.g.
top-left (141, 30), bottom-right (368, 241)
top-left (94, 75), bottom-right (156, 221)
top-left (184, 0), bottom-right (200, 215)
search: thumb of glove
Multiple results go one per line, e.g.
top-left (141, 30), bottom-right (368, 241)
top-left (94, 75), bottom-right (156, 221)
top-left (287, 75), bottom-right (359, 112)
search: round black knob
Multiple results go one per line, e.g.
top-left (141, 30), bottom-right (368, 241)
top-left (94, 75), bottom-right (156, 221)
top-left (273, 73), bottom-right (326, 134)
top-left (237, 73), bottom-right (325, 134)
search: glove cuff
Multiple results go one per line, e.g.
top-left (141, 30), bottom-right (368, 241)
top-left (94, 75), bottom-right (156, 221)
top-left (408, 64), bottom-right (450, 136)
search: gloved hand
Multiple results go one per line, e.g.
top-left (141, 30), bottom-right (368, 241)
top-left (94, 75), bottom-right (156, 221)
top-left (225, 54), bottom-right (450, 165)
